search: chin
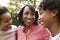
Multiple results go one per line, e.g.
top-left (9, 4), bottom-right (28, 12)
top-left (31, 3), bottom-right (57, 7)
top-left (41, 24), bottom-right (46, 28)
top-left (26, 24), bottom-right (31, 26)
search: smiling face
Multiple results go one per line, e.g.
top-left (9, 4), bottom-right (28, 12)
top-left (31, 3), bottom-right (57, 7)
top-left (0, 12), bottom-right (12, 31)
top-left (39, 9), bottom-right (54, 28)
top-left (22, 6), bottom-right (35, 27)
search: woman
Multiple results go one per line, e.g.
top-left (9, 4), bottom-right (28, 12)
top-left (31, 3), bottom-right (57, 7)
top-left (16, 5), bottom-right (50, 40)
top-left (39, 0), bottom-right (60, 40)
top-left (0, 6), bottom-right (17, 40)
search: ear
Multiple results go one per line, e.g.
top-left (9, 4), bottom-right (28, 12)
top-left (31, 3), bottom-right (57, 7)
top-left (52, 9), bottom-right (58, 16)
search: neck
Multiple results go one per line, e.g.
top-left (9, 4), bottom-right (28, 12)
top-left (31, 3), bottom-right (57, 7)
top-left (23, 25), bottom-right (30, 33)
top-left (49, 22), bottom-right (60, 37)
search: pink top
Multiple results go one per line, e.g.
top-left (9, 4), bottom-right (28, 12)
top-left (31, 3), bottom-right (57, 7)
top-left (17, 24), bottom-right (50, 40)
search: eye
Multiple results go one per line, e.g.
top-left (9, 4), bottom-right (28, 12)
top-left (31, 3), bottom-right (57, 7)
top-left (4, 20), bottom-right (9, 23)
top-left (24, 12), bottom-right (28, 15)
top-left (4, 18), bottom-right (12, 23)
top-left (31, 13), bottom-right (35, 16)
top-left (40, 12), bottom-right (43, 15)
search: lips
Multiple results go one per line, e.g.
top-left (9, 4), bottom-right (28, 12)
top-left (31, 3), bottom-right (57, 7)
top-left (26, 20), bottom-right (32, 22)
top-left (40, 22), bottom-right (44, 25)
top-left (39, 20), bottom-right (44, 25)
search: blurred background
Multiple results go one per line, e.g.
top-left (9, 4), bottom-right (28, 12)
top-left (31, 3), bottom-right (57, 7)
top-left (0, 0), bottom-right (41, 26)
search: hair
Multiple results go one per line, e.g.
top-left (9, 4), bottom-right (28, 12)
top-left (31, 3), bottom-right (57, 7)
top-left (0, 6), bottom-right (10, 20)
top-left (39, 0), bottom-right (60, 22)
top-left (18, 5), bottom-right (38, 26)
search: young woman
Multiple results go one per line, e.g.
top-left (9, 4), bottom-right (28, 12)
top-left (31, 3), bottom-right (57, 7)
top-left (39, 0), bottom-right (60, 40)
top-left (16, 4), bottom-right (50, 40)
top-left (0, 6), bottom-right (17, 40)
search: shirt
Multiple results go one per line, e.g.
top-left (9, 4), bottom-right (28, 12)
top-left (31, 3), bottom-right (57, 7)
top-left (17, 24), bottom-right (50, 40)
top-left (49, 33), bottom-right (60, 40)
top-left (0, 25), bottom-right (17, 40)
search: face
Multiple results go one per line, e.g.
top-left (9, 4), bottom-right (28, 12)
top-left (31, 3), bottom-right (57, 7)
top-left (0, 12), bottom-right (12, 31)
top-left (22, 6), bottom-right (35, 27)
top-left (39, 9), bottom-right (54, 28)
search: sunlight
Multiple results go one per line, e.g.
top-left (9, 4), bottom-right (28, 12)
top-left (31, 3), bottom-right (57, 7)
top-left (0, 0), bottom-right (9, 6)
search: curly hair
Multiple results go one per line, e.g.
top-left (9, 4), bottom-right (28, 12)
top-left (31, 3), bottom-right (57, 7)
top-left (39, 0), bottom-right (60, 22)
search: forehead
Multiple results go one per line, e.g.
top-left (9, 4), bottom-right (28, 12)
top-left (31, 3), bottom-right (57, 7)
top-left (23, 6), bottom-right (35, 14)
top-left (1, 12), bottom-right (11, 20)
top-left (24, 6), bottom-right (31, 11)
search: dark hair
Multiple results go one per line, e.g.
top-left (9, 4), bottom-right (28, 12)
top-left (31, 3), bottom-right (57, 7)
top-left (39, 0), bottom-right (60, 22)
top-left (0, 6), bottom-right (10, 20)
top-left (18, 5), bottom-right (38, 26)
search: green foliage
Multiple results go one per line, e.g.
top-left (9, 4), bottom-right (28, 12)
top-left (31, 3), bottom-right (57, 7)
top-left (7, 0), bottom-right (20, 26)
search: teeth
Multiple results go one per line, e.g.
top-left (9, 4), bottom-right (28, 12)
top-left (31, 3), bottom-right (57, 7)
top-left (27, 20), bottom-right (31, 22)
top-left (41, 22), bottom-right (44, 25)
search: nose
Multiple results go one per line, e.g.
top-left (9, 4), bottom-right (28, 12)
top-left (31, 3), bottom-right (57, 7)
top-left (38, 18), bottom-right (41, 23)
top-left (27, 14), bottom-right (32, 19)
top-left (39, 14), bottom-right (42, 20)
top-left (39, 15), bottom-right (42, 23)
top-left (8, 19), bottom-right (12, 25)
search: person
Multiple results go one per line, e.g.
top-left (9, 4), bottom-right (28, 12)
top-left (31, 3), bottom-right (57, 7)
top-left (0, 6), bottom-right (17, 40)
top-left (39, 0), bottom-right (60, 40)
top-left (16, 4), bottom-right (50, 40)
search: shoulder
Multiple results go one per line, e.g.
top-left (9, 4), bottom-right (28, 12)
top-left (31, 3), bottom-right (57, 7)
top-left (11, 25), bottom-right (17, 31)
top-left (41, 28), bottom-right (51, 38)
top-left (36, 24), bottom-right (50, 37)
top-left (33, 24), bottom-right (50, 39)
top-left (36, 24), bottom-right (50, 34)
top-left (41, 28), bottom-right (50, 35)
top-left (11, 25), bottom-right (17, 29)
top-left (53, 33), bottom-right (60, 40)
top-left (18, 25), bottom-right (24, 29)
top-left (34, 24), bottom-right (44, 30)
top-left (17, 25), bottom-right (24, 31)
top-left (6, 25), bottom-right (17, 32)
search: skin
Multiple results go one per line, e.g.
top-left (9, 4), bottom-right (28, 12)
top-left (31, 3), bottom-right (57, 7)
top-left (39, 9), bottom-right (60, 36)
top-left (22, 6), bottom-right (35, 32)
top-left (39, 9), bottom-right (54, 28)
top-left (0, 12), bottom-right (12, 31)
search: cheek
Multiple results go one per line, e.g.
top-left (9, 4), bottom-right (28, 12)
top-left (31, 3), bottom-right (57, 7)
top-left (1, 23), bottom-right (7, 27)
top-left (22, 15), bottom-right (26, 21)
top-left (32, 16), bottom-right (35, 20)
top-left (43, 16), bottom-right (51, 28)
top-left (40, 14), bottom-right (48, 27)
top-left (31, 16), bottom-right (36, 23)
top-left (41, 13), bottom-right (49, 21)
top-left (40, 14), bottom-right (45, 21)
top-left (0, 24), bottom-right (5, 29)
top-left (43, 14), bottom-right (49, 23)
